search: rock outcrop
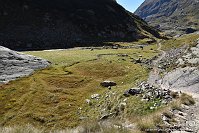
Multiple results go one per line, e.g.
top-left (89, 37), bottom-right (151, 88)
top-left (177, 43), bottom-right (199, 65)
top-left (0, 0), bottom-right (160, 50)
top-left (160, 40), bottom-right (199, 94)
top-left (0, 46), bottom-right (50, 84)
top-left (161, 67), bottom-right (199, 94)
top-left (135, 0), bottom-right (199, 35)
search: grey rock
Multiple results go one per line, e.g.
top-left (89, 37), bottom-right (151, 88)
top-left (91, 94), bottom-right (100, 99)
top-left (122, 123), bottom-right (135, 129)
top-left (146, 91), bottom-right (153, 97)
top-left (85, 99), bottom-right (91, 105)
top-left (108, 86), bottom-right (112, 90)
top-left (79, 116), bottom-right (88, 120)
top-left (117, 54), bottom-right (128, 57)
top-left (164, 95), bottom-right (172, 99)
top-left (177, 44), bottom-right (199, 65)
top-left (162, 100), bottom-right (169, 105)
top-left (178, 111), bottom-right (187, 117)
top-left (123, 88), bottom-right (141, 97)
top-left (181, 104), bottom-right (190, 110)
top-left (119, 102), bottom-right (127, 111)
top-left (100, 81), bottom-right (117, 87)
top-left (171, 131), bottom-right (190, 133)
top-left (100, 113), bottom-right (114, 120)
top-left (161, 67), bottom-right (199, 94)
top-left (176, 58), bottom-right (185, 65)
top-left (149, 106), bottom-right (155, 110)
top-left (162, 115), bottom-right (170, 122)
top-left (0, 46), bottom-right (50, 84)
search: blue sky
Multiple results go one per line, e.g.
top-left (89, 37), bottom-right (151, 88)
top-left (117, 0), bottom-right (145, 12)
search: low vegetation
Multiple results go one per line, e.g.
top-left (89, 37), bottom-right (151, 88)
top-left (0, 44), bottom-right (159, 131)
top-left (179, 93), bottom-right (195, 106)
top-left (0, 36), bottom-right (197, 132)
top-left (161, 33), bottom-right (199, 50)
top-left (137, 93), bottom-right (195, 132)
top-left (0, 92), bottom-right (194, 133)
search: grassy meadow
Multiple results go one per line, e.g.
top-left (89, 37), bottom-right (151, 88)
top-left (0, 34), bottom-right (198, 132)
top-left (0, 44), bottom-right (160, 131)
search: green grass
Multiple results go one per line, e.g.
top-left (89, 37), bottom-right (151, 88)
top-left (106, 38), bottom-right (156, 47)
top-left (0, 45), bottom-right (159, 130)
top-left (24, 45), bottom-right (159, 66)
top-left (161, 33), bottom-right (199, 50)
top-left (0, 123), bottom-right (131, 133)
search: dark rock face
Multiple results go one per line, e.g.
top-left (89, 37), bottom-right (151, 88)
top-left (184, 28), bottom-right (197, 34)
top-left (100, 81), bottom-right (117, 87)
top-left (0, 0), bottom-right (159, 50)
top-left (123, 88), bottom-right (141, 97)
top-left (135, 0), bottom-right (199, 35)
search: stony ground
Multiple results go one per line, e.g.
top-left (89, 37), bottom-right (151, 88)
top-left (148, 37), bottom-right (199, 132)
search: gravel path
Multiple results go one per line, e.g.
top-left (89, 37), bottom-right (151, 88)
top-left (148, 42), bottom-right (166, 86)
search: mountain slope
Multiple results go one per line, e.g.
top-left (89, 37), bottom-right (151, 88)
top-left (0, 0), bottom-right (160, 50)
top-left (135, 0), bottom-right (199, 35)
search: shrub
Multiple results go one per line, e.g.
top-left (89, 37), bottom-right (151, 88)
top-left (180, 93), bottom-right (195, 105)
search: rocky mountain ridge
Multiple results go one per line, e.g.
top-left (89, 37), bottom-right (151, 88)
top-left (135, 0), bottom-right (199, 35)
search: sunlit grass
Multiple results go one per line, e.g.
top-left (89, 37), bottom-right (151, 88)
top-left (161, 33), bottom-right (199, 50)
top-left (0, 45), bottom-right (159, 129)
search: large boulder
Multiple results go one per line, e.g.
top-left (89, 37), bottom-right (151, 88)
top-left (100, 81), bottom-right (117, 87)
top-left (123, 88), bottom-right (141, 97)
top-left (0, 46), bottom-right (50, 84)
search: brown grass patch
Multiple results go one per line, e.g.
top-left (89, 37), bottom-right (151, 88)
top-left (72, 60), bottom-right (127, 79)
top-left (43, 75), bottom-right (90, 88)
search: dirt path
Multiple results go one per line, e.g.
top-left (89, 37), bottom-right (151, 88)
top-left (148, 42), bottom-right (166, 86)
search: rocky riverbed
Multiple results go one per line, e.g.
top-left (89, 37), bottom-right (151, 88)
top-left (0, 46), bottom-right (50, 84)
